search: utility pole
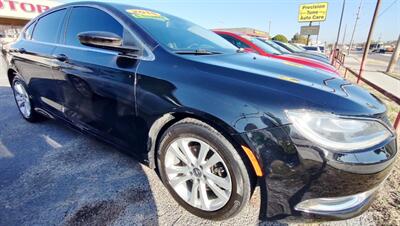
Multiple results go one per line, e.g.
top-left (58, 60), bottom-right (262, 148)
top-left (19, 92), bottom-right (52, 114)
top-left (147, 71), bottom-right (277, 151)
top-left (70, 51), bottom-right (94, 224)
top-left (306, 21), bottom-right (312, 46)
top-left (387, 34), bottom-right (400, 73)
top-left (348, 0), bottom-right (363, 55)
top-left (316, 22), bottom-right (320, 45)
top-left (331, 0), bottom-right (346, 64)
top-left (268, 20), bottom-right (271, 36)
top-left (358, 0), bottom-right (381, 83)
top-left (341, 24), bottom-right (347, 50)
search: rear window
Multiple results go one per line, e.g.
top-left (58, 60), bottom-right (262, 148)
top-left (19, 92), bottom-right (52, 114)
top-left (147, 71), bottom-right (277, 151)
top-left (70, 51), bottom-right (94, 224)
top-left (32, 9), bottom-right (66, 43)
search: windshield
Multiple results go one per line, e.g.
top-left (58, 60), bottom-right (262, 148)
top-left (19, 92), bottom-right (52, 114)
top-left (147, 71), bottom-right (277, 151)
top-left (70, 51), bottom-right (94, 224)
top-left (260, 39), bottom-right (291, 54)
top-left (274, 41), bottom-right (296, 52)
top-left (123, 8), bottom-right (237, 53)
top-left (241, 35), bottom-right (281, 55)
top-left (291, 44), bottom-right (306, 51)
top-left (303, 46), bottom-right (318, 51)
top-left (277, 42), bottom-right (304, 52)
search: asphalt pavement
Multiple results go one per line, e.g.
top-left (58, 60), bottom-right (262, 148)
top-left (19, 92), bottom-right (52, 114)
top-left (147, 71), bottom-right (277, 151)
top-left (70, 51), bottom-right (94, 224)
top-left (349, 51), bottom-right (400, 73)
top-left (0, 55), bottom-right (375, 226)
top-left (343, 53), bottom-right (400, 99)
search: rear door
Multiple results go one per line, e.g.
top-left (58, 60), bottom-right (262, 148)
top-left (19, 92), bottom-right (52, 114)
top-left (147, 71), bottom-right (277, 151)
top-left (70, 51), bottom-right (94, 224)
top-left (52, 6), bottom-right (141, 149)
top-left (11, 9), bottom-right (67, 115)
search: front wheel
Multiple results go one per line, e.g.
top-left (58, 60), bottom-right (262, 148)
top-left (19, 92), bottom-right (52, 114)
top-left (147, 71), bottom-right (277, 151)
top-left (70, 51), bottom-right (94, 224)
top-left (157, 118), bottom-right (253, 220)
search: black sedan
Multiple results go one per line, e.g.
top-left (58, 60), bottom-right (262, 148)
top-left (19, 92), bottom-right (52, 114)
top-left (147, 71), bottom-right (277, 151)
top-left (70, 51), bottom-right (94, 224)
top-left (3, 1), bottom-right (397, 221)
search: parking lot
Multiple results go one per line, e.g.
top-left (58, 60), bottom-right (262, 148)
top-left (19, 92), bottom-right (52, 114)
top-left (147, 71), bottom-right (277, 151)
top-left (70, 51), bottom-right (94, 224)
top-left (0, 56), bottom-right (381, 226)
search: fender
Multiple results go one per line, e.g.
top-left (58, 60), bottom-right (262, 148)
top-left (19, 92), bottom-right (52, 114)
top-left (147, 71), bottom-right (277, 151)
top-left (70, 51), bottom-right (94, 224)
top-left (145, 108), bottom-right (254, 169)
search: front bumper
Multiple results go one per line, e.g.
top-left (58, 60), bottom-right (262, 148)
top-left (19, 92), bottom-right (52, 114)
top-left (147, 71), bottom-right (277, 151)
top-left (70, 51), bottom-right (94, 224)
top-left (294, 187), bottom-right (378, 219)
top-left (238, 124), bottom-right (397, 222)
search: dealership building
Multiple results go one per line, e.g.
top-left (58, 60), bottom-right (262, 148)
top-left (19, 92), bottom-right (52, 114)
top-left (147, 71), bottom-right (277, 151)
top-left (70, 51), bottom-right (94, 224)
top-left (0, 0), bottom-right (60, 38)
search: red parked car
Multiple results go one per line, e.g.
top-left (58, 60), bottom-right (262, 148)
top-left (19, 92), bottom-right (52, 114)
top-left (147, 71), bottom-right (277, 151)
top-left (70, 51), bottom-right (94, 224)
top-left (214, 30), bottom-right (339, 75)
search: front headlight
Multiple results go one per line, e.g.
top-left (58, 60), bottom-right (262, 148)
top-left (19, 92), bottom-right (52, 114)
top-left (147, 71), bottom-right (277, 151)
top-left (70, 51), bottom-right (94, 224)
top-left (286, 110), bottom-right (392, 151)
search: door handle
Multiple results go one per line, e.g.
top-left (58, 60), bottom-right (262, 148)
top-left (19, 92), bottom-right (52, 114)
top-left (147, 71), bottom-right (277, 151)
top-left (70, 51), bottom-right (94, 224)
top-left (53, 54), bottom-right (68, 62)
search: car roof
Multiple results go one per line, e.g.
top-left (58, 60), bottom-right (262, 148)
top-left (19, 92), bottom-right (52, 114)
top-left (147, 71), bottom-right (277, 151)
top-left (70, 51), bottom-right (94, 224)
top-left (57, 1), bottom-right (139, 8)
top-left (213, 30), bottom-right (247, 36)
top-left (45, 1), bottom-right (158, 17)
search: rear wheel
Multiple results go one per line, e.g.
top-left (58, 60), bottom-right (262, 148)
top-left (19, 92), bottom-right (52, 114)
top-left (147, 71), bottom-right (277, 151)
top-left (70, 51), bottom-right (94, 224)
top-left (12, 77), bottom-right (44, 122)
top-left (157, 118), bottom-right (252, 220)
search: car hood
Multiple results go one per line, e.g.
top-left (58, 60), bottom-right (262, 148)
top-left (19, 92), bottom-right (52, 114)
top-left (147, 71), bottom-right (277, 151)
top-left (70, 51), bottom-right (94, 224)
top-left (183, 52), bottom-right (386, 117)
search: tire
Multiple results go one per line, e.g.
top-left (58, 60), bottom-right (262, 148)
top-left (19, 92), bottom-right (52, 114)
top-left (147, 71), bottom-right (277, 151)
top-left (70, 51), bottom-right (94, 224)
top-left (157, 118), bottom-right (252, 220)
top-left (12, 77), bottom-right (45, 122)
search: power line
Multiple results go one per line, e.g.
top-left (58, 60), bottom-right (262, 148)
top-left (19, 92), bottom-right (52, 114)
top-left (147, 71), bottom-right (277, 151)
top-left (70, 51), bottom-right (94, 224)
top-left (348, 0), bottom-right (363, 54)
top-left (378, 0), bottom-right (398, 18)
top-left (352, 0), bottom-right (398, 42)
top-left (332, 0), bottom-right (346, 64)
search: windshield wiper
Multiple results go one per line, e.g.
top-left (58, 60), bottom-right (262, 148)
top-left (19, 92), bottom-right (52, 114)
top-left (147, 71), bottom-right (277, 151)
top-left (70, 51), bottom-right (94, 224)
top-left (175, 49), bottom-right (222, 55)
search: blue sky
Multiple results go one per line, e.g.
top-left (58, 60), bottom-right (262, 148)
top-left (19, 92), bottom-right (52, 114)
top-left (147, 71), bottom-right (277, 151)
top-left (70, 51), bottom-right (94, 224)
top-left (59, 0), bottom-right (399, 44)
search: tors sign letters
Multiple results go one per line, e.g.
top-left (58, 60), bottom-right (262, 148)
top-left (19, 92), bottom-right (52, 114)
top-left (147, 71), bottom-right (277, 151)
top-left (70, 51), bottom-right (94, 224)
top-left (0, 0), bottom-right (60, 20)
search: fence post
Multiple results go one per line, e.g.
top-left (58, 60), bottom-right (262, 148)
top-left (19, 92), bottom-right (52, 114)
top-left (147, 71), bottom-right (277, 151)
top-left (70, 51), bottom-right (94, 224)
top-left (394, 112), bottom-right (400, 131)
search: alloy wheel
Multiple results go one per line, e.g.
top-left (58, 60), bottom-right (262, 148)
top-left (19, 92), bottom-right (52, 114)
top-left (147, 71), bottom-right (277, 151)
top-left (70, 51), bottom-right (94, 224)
top-left (164, 137), bottom-right (232, 211)
top-left (13, 81), bottom-right (32, 118)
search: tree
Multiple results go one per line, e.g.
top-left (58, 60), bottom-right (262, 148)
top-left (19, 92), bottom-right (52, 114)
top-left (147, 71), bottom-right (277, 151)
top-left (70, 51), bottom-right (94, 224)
top-left (291, 33), bottom-right (308, 45)
top-left (272, 34), bottom-right (288, 43)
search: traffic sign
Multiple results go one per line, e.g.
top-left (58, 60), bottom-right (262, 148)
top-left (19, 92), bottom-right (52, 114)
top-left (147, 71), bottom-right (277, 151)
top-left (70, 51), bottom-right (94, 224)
top-left (300, 25), bottom-right (320, 36)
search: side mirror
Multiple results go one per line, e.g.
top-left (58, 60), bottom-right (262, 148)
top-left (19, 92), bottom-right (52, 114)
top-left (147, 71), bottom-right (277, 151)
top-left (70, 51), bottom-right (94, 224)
top-left (78, 31), bottom-right (140, 55)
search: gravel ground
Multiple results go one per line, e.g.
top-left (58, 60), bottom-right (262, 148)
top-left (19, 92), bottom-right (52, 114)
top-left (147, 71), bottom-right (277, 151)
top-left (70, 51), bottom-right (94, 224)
top-left (342, 71), bottom-right (400, 226)
top-left (0, 56), bottom-right (389, 226)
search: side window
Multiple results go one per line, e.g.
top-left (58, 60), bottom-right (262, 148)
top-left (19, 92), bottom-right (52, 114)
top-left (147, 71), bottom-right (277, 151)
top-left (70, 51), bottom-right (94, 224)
top-left (220, 35), bottom-right (236, 46)
top-left (220, 35), bottom-right (250, 49)
top-left (32, 9), bottom-right (66, 43)
top-left (65, 7), bottom-right (123, 47)
top-left (232, 39), bottom-right (250, 49)
top-left (24, 23), bottom-right (35, 40)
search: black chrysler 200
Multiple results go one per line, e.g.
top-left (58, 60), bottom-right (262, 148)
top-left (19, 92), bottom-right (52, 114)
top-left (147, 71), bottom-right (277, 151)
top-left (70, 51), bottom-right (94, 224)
top-left (3, 1), bottom-right (397, 221)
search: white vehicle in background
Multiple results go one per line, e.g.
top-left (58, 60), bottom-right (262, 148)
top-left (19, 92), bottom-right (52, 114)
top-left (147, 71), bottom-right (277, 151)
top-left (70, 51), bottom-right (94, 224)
top-left (301, 45), bottom-right (325, 54)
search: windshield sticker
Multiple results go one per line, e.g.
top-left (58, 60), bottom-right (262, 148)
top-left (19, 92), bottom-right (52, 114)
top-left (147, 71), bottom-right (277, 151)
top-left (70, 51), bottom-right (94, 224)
top-left (126, 9), bottom-right (169, 21)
